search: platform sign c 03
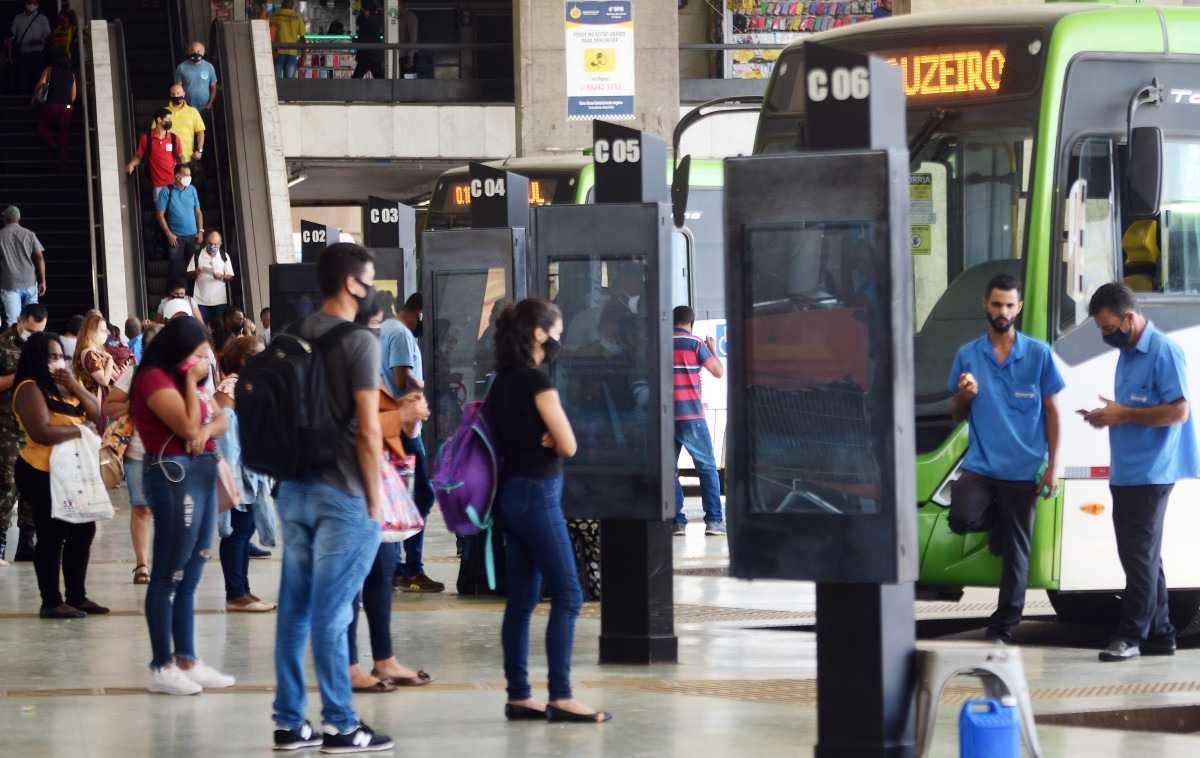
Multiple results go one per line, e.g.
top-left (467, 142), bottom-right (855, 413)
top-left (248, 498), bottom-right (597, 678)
top-left (565, 1), bottom-right (635, 121)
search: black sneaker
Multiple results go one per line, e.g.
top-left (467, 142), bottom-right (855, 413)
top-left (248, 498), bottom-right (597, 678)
top-left (321, 722), bottom-right (394, 754)
top-left (1142, 634), bottom-right (1177, 657)
top-left (249, 543), bottom-right (273, 559)
top-left (274, 720), bottom-right (323, 751)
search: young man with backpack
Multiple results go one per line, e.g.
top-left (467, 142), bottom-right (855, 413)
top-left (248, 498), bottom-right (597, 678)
top-left (126, 109), bottom-right (179, 202)
top-left (254, 243), bottom-right (394, 753)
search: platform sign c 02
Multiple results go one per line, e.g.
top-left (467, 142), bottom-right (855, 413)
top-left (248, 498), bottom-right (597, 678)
top-left (565, 1), bottom-right (635, 121)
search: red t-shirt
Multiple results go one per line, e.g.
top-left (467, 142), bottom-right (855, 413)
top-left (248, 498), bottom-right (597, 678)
top-left (136, 131), bottom-right (178, 189)
top-left (131, 367), bottom-right (216, 456)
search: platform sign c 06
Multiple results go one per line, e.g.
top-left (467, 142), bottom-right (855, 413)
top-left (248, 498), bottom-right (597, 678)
top-left (565, 1), bottom-right (635, 121)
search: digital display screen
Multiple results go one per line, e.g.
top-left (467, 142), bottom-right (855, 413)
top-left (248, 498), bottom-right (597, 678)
top-left (744, 221), bottom-right (883, 516)
top-left (444, 178), bottom-right (559, 212)
top-left (884, 46), bottom-right (1007, 98)
top-left (548, 256), bottom-right (650, 468)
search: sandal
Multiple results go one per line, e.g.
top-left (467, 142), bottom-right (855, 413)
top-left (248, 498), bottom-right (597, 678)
top-left (352, 678), bottom-right (397, 694)
top-left (372, 668), bottom-right (432, 687)
top-left (133, 565), bottom-right (151, 585)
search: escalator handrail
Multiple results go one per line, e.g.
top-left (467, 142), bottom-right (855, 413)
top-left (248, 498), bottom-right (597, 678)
top-left (207, 19), bottom-right (248, 312)
top-left (78, 17), bottom-right (101, 311)
top-left (112, 20), bottom-right (148, 318)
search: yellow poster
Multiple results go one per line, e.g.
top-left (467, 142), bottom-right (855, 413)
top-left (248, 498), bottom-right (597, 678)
top-left (584, 48), bottom-right (616, 72)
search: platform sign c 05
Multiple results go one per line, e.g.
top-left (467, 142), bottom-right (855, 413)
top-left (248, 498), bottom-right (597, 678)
top-left (565, 1), bottom-right (635, 121)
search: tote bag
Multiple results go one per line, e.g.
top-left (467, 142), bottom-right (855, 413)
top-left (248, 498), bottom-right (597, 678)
top-left (50, 425), bottom-right (115, 524)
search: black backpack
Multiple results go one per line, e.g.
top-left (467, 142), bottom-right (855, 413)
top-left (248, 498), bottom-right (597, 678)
top-left (236, 320), bottom-right (363, 480)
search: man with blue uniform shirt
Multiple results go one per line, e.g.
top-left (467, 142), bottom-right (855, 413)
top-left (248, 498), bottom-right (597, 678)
top-left (948, 274), bottom-right (1064, 644)
top-left (1083, 283), bottom-right (1200, 662)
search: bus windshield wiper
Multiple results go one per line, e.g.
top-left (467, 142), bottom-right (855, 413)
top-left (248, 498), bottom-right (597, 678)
top-left (908, 108), bottom-right (957, 166)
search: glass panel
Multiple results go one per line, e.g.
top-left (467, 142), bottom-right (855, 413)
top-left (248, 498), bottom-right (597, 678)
top-left (670, 231), bottom-right (692, 309)
top-left (1062, 138), bottom-right (1116, 330)
top-left (549, 256), bottom-right (650, 467)
top-left (744, 221), bottom-right (882, 516)
top-left (430, 268), bottom-right (509, 448)
top-left (1160, 141), bottom-right (1200, 295)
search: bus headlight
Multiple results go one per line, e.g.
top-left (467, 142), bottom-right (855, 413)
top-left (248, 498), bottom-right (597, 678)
top-left (931, 461), bottom-right (964, 507)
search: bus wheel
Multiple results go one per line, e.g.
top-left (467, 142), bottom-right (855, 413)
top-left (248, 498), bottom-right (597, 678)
top-left (1046, 590), bottom-right (1120, 625)
top-left (1169, 590), bottom-right (1200, 635)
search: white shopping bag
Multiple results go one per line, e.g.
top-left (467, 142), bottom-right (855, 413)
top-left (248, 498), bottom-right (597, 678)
top-left (50, 425), bottom-right (115, 524)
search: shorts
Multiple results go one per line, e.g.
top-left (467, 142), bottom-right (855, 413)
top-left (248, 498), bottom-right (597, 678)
top-left (125, 457), bottom-right (147, 506)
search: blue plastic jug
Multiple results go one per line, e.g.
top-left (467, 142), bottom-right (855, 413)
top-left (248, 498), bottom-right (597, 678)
top-left (959, 698), bottom-right (1019, 758)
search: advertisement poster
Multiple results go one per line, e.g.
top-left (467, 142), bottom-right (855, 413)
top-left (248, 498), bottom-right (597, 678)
top-left (565, 1), bottom-right (635, 120)
top-left (909, 173), bottom-right (934, 255)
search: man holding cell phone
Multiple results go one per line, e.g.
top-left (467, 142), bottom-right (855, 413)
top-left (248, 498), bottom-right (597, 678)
top-left (1083, 283), bottom-right (1199, 662)
top-left (947, 273), bottom-right (1064, 644)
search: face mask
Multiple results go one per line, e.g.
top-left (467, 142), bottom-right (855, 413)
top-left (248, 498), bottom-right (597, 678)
top-left (543, 337), bottom-right (562, 364)
top-left (179, 176), bottom-right (192, 188)
top-left (171, 96), bottom-right (185, 105)
top-left (18, 329), bottom-right (32, 342)
top-left (598, 339), bottom-right (622, 355)
top-left (208, 243), bottom-right (220, 253)
top-left (351, 278), bottom-right (377, 320)
top-left (190, 53), bottom-right (203, 62)
top-left (48, 358), bottom-right (66, 372)
top-left (161, 120), bottom-right (172, 130)
top-left (412, 319), bottom-right (424, 339)
top-left (987, 314), bottom-right (1013, 334)
top-left (1103, 327), bottom-right (1130, 349)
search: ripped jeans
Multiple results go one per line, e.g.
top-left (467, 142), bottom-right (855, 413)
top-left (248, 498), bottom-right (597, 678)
top-left (144, 453), bottom-right (217, 670)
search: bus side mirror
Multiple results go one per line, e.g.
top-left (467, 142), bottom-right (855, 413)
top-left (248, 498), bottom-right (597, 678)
top-left (1127, 126), bottom-right (1163, 219)
top-left (1062, 178), bottom-right (1087, 301)
top-left (671, 154), bottom-right (692, 229)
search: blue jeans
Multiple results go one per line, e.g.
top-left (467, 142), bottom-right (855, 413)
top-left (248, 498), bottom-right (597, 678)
top-left (219, 507), bottom-right (256, 600)
top-left (674, 418), bottom-right (723, 526)
top-left (273, 479), bottom-right (380, 732)
top-left (348, 542), bottom-right (398, 664)
top-left (0, 285), bottom-right (38, 327)
top-left (495, 474), bottom-right (582, 701)
top-left (398, 433), bottom-right (435, 577)
top-left (143, 454), bottom-right (217, 669)
top-left (198, 304), bottom-right (227, 327)
top-left (275, 54), bottom-right (298, 79)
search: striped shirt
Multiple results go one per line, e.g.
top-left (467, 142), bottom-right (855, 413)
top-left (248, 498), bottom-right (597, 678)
top-left (673, 328), bottom-right (718, 421)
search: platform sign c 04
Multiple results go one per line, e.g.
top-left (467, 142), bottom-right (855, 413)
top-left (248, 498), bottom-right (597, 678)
top-left (565, 1), bottom-right (635, 121)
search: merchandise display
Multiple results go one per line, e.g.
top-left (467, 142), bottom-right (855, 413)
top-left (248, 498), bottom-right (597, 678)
top-left (724, 0), bottom-right (891, 79)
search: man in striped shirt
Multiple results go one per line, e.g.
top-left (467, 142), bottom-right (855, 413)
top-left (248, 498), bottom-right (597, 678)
top-left (672, 306), bottom-right (725, 536)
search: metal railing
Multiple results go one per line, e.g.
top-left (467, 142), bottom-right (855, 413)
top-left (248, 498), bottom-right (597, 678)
top-left (271, 40), bottom-right (512, 79)
top-left (79, 19), bottom-right (101, 311)
top-left (112, 19), bottom-right (147, 318)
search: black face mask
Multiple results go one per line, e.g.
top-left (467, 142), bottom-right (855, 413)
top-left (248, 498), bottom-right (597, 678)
top-left (190, 53), bottom-right (203, 62)
top-left (987, 314), bottom-right (1014, 334)
top-left (352, 278), bottom-right (377, 320)
top-left (543, 337), bottom-right (561, 364)
top-left (162, 120), bottom-right (172, 130)
top-left (171, 96), bottom-right (185, 105)
top-left (1103, 327), bottom-right (1131, 349)
top-left (412, 319), bottom-right (424, 339)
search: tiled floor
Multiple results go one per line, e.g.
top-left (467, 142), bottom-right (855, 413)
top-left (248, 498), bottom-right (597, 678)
top-left (1, 494), bottom-right (1199, 756)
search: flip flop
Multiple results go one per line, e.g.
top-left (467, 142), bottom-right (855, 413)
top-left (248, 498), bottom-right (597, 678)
top-left (372, 669), bottom-right (432, 687)
top-left (546, 705), bottom-right (612, 723)
top-left (351, 679), bottom-right (397, 694)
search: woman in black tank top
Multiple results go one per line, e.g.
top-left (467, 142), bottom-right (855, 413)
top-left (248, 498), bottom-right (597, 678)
top-left (34, 51), bottom-right (77, 164)
top-left (491, 298), bottom-right (612, 725)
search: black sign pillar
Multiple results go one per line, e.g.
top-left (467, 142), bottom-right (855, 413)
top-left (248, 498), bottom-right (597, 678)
top-left (723, 43), bottom-right (916, 757)
top-left (468, 163), bottom-right (531, 230)
top-left (300, 219), bottom-right (338, 263)
top-left (365, 197), bottom-right (418, 308)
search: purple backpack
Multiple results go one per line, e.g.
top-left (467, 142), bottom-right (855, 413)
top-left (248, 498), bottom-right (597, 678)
top-left (431, 399), bottom-right (501, 584)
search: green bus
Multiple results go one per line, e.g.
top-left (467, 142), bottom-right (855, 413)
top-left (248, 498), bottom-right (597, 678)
top-left (746, 3), bottom-right (1200, 625)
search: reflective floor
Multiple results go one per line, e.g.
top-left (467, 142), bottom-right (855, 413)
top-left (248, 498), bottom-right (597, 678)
top-left (2, 493), bottom-right (1200, 756)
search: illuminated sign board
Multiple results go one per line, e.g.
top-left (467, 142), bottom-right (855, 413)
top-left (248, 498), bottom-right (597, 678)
top-left (884, 47), bottom-right (1007, 98)
top-left (447, 178), bottom-right (558, 211)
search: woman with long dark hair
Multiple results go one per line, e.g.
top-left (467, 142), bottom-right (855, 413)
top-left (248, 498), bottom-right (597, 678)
top-left (489, 298), bottom-right (610, 723)
top-left (131, 316), bottom-right (232, 695)
top-left (12, 332), bottom-right (104, 618)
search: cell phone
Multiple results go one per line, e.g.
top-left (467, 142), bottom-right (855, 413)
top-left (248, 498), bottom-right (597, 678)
top-left (1076, 409), bottom-right (1089, 416)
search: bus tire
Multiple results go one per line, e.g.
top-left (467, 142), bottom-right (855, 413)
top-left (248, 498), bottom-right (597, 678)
top-left (1046, 590), bottom-right (1120, 625)
top-left (1047, 590), bottom-right (1200, 634)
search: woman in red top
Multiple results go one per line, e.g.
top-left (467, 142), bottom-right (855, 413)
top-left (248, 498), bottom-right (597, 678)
top-left (131, 316), bottom-right (232, 696)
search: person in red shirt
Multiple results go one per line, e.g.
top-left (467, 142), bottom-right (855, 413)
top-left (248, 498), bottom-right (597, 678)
top-left (125, 108), bottom-right (179, 200)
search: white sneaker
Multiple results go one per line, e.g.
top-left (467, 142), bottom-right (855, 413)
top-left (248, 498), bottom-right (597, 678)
top-left (147, 664), bottom-right (203, 695)
top-left (182, 660), bottom-right (236, 689)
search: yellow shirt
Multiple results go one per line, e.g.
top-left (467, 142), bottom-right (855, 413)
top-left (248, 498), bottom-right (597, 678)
top-left (155, 102), bottom-right (205, 163)
top-left (270, 8), bottom-right (307, 57)
top-left (14, 380), bottom-right (85, 472)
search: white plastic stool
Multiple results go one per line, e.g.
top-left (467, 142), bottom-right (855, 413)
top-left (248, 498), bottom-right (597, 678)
top-left (914, 644), bottom-right (1043, 758)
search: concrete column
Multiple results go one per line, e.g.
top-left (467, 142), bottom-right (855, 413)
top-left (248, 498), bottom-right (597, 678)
top-left (513, 0), bottom-right (679, 156)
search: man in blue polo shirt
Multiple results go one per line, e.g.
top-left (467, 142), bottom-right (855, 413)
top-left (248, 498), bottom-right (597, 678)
top-left (1083, 283), bottom-right (1200, 662)
top-left (155, 163), bottom-right (203, 288)
top-left (948, 273), bottom-right (1064, 644)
